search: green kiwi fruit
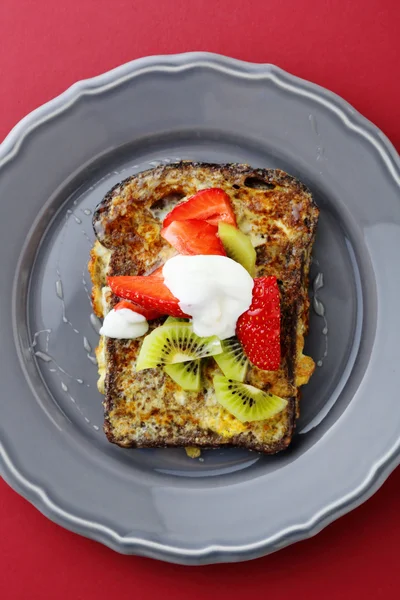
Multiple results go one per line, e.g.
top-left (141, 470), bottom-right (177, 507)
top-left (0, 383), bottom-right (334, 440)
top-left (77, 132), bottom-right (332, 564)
top-left (162, 319), bottom-right (201, 390)
top-left (213, 375), bottom-right (287, 422)
top-left (164, 360), bottom-right (201, 391)
top-left (218, 222), bottom-right (256, 276)
top-left (164, 316), bottom-right (191, 325)
top-left (214, 337), bottom-right (249, 382)
top-left (136, 323), bottom-right (222, 370)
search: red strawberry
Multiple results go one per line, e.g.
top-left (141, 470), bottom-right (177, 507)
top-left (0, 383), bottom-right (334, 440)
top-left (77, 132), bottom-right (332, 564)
top-left (114, 300), bottom-right (163, 321)
top-left (108, 276), bottom-right (188, 318)
top-left (163, 188), bottom-right (237, 228)
top-left (161, 219), bottom-right (226, 256)
top-left (236, 276), bottom-right (281, 371)
top-left (148, 265), bottom-right (164, 278)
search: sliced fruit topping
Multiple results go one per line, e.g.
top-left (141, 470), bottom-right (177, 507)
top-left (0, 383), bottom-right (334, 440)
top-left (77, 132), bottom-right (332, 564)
top-left (108, 275), bottom-right (188, 318)
top-left (218, 222), bottom-right (256, 277)
top-left (236, 276), bottom-right (281, 371)
top-left (148, 265), bottom-right (164, 278)
top-left (164, 316), bottom-right (191, 325)
top-left (161, 219), bottom-right (226, 256)
top-left (163, 188), bottom-right (237, 228)
top-left (213, 375), bottom-right (287, 422)
top-left (214, 336), bottom-right (249, 382)
top-left (135, 323), bottom-right (222, 370)
top-left (114, 300), bottom-right (163, 321)
top-left (164, 360), bottom-right (201, 391)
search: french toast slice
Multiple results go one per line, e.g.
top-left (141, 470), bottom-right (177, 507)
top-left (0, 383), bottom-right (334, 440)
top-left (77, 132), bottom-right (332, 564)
top-left (89, 162), bottom-right (318, 453)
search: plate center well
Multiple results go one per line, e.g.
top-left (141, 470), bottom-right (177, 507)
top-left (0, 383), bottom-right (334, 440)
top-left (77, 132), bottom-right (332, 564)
top-left (15, 133), bottom-right (364, 479)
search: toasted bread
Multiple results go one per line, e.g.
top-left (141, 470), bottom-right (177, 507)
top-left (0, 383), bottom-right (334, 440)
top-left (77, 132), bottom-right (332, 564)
top-left (89, 162), bottom-right (319, 453)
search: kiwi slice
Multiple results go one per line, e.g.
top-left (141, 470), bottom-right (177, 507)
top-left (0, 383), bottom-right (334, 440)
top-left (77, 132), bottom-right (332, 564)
top-left (164, 359), bottom-right (201, 391)
top-left (164, 316), bottom-right (190, 325)
top-left (136, 323), bottom-right (222, 370)
top-left (214, 337), bottom-right (249, 382)
top-left (218, 222), bottom-right (256, 276)
top-left (213, 375), bottom-right (287, 422)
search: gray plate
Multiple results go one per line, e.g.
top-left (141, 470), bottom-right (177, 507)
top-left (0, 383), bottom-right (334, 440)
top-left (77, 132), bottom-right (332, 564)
top-left (1, 53), bottom-right (400, 565)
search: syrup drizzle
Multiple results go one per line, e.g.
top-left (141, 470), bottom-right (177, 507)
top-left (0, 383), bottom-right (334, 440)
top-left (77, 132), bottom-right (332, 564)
top-left (312, 272), bottom-right (328, 366)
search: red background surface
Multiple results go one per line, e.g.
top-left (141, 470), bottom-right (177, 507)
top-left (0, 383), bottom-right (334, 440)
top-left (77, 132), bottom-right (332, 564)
top-left (1, 1), bottom-right (400, 598)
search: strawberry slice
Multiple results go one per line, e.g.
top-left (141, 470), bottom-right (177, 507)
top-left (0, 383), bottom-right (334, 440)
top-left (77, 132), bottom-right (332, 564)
top-left (161, 219), bottom-right (226, 256)
top-left (148, 265), bottom-right (164, 278)
top-left (163, 188), bottom-right (237, 228)
top-left (236, 276), bottom-right (281, 371)
top-left (114, 300), bottom-right (163, 321)
top-left (108, 276), bottom-right (188, 318)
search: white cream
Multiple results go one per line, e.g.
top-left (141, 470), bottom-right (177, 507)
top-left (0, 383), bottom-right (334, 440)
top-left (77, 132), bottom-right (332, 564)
top-left (100, 308), bottom-right (149, 339)
top-left (162, 255), bottom-right (254, 340)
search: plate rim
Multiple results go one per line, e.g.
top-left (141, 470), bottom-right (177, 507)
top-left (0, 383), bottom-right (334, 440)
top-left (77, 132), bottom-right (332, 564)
top-left (1, 51), bottom-right (400, 564)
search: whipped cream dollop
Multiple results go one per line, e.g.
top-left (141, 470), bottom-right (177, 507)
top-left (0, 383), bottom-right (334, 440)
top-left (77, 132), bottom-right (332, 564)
top-left (100, 308), bottom-right (149, 339)
top-left (162, 255), bottom-right (254, 340)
